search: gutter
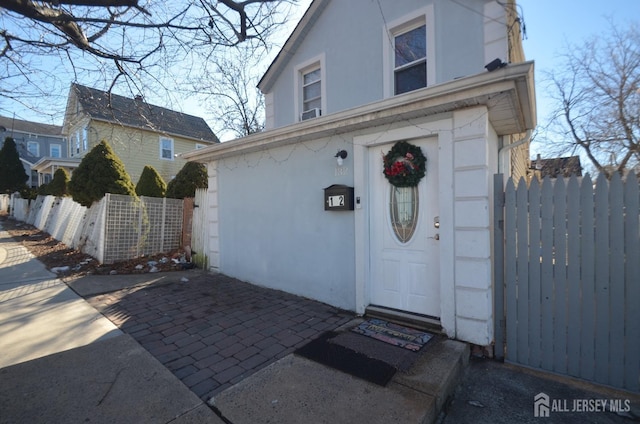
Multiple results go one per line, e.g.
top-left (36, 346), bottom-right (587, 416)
top-left (184, 61), bottom-right (535, 163)
top-left (497, 129), bottom-right (532, 176)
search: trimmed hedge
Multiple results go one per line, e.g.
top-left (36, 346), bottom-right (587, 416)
top-left (69, 140), bottom-right (136, 207)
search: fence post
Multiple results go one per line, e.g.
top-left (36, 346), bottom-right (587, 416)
top-left (493, 174), bottom-right (505, 360)
top-left (160, 197), bottom-right (166, 253)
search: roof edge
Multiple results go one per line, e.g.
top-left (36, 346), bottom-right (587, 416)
top-left (258, 0), bottom-right (329, 93)
top-left (185, 61), bottom-right (536, 163)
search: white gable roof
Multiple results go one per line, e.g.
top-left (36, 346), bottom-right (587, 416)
top-left (258, 0), bottom-right (329, 93)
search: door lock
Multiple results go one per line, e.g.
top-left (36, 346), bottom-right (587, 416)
top-left (434, 216), bottom-right (440, 228)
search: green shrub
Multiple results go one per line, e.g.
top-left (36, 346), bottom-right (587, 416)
top-left (69, 140), bottom-right (136, 207)
top-left (135, 165), bottom-right (167, 197)
top-left (38, 183), bottom-right (52, 196)
top-left (0, 137), bottom-right (28, 194)
top-left (166, 162), bottom-right (207, 199)
top-left (49, 168), bottom-right (69, 197)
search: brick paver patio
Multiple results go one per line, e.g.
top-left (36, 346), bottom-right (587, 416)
top-left (87, 272), bottom-right (354, 400)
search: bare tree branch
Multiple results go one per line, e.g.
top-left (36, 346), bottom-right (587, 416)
top-left (0, 0), bottom-right (296, 120)
top-left (541, 19), bottom-right (640, 178)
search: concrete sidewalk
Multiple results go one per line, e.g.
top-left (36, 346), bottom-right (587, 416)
top-left (2, 218), bottom-right (638, 424)
top-left (0, 225), bottom-right (222, 423)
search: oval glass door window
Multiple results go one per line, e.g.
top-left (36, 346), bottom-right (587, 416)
top-left (390, 186), bottom-right (418, 243)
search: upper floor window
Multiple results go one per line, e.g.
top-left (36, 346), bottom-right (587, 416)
top-left (50, 144), bottom-right (61, 158)
top-left (383, 7), bottom-right (434, 98)
top-left (27, 141), bottom-right (39, 156)
top-left (302, 68), bottom-right (321, 116)
top-left (160, 137), bottom-right (174, 160)
top-left (295, 54), bottom-right (325, 122)
top-left (195, 143), bottom-right (207, 150)
top-left (394, 24), bottom-right (426, 95)
top-left (75, 132), bottom-right (80, 154)
top-left (82, 127), bottom-right (88, 151)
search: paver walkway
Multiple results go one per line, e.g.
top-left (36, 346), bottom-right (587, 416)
top-left (86, 272), bottom-right (354, 401)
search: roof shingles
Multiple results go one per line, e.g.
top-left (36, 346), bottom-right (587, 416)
top-left (72, 84), bottom-right (219, 143)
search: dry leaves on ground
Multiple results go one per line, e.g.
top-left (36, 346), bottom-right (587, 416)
top-left (0, 213), bottom-right (190, 278)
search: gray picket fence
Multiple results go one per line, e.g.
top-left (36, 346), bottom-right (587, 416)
top-left (494, 173), bottom-right (640, 393)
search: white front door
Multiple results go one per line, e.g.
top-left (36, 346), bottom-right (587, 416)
top-left (369, 137), bottom-right (440, 318)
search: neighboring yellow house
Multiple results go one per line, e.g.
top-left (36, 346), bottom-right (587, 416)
top-left (52, 83), bottom-right (218, 184)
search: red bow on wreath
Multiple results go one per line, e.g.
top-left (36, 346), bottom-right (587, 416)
top-left (382, 141), bottom-right (426, 187)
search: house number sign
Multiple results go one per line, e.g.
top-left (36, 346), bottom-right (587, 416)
top-left (327, 195), bottom-right (345, 208)
top-left (323, 184), bottom-right (354, 211)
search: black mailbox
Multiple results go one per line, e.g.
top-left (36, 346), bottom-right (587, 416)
top-left (324, 184), bottom-right (354, 211)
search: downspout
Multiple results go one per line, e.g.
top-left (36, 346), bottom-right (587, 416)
top-left (497, 130), bottom-right (532, 177)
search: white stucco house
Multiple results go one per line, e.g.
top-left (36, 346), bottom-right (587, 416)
top-left (183, 0), bottom-right (536, 348)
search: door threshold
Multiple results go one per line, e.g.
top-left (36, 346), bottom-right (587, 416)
top-left (365, 305), bottom-right (443, 334)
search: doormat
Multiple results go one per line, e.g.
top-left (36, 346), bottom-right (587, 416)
top-left (295, 331), bottom-right (396, 386)
top-left (328, 331), bottom-right (423, 372)
top-left (351, 318), bottom-right (433, 352)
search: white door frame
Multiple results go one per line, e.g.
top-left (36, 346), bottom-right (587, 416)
top-left (353, 118), bottom-right (456, 338)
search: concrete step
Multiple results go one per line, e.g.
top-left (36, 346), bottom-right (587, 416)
top-left (212, 321), bottom-right (469, 424)
top-left (393, 337), bottom-right (470, 423)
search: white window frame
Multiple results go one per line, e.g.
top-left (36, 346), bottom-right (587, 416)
top-left (382, 6), bottom-right (436, 98)
top-left (160, 136), bottom-right (174, 160)
top-left (50, 144), bottom-right (61, 158)
top-left (27, 141), bottom-right (39, 156)
top-left (82, 127), bottom-right (88, 151)
top-left (75, 131), bottom-right (80, 154)
top-left (294, 53), bottom-right (326, 122)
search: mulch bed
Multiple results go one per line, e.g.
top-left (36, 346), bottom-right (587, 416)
top-left (0, 212), bottom-right (188, 278)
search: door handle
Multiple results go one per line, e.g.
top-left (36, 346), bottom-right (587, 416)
top-left (428, 233), bottom-right (440, 241)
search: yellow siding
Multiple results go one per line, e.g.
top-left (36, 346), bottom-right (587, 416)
top-left (507, 0), bottom-right (526, 63)
top-left (506, 2), bottom-right (530, 183)
top-left (505, 132), bottom-right (531, 183)
top-left (73, 121), bottom-right (205, 184)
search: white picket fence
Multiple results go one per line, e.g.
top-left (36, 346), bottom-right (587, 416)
top-left (10, 194), bottom-right (184, 264)
top-left (494, 173), bottom-right (640, 392)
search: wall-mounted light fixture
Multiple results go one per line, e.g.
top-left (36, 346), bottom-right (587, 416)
top-left (485, 58), bottom-right (507, 72)
top-left (335, 149), bottom-right (348, 166)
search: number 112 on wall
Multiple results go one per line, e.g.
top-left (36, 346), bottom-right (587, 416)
top-left (327, 195), bottom-right (345, 207)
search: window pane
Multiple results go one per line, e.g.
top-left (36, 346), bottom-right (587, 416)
top-left (27, 142), bottom-right (38, 156)
top-left (303, 97), bottom-right (322, 112)
top-left (303, 69), bottom-right (321, 85)
top-left (395, 25), bottom-right (426, 67)
top-left (50, 145), bottom-right (61, 158)
top-left (160, 138), bottom-right (173, 159)
top-left (395, 61), bottom-right (427, 95)
top-left (303, 81), bottom-right (321, 102)
top-left (390, 186), bottom-right (419, 243)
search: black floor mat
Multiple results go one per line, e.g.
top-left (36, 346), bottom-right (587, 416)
top-left (329, 331), bottom-right (423, 372)
top-left (294, 331), bottom-right (396, 386)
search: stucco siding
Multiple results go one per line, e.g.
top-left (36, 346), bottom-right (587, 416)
top-left (452, 106), bottom-right (494, 345)
top-left (216, 137), bottom-right (356, 310)
top-left (266, 0), bottom-right (497, 129)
